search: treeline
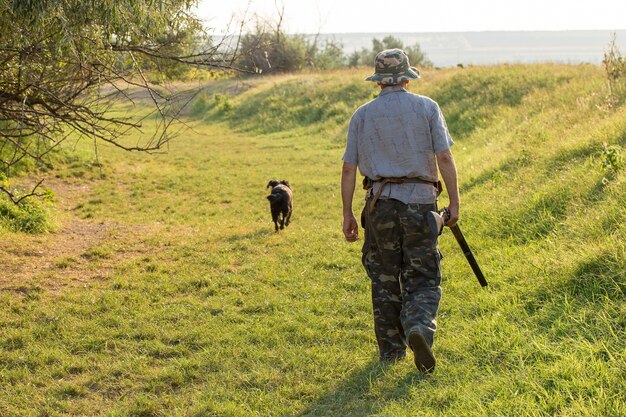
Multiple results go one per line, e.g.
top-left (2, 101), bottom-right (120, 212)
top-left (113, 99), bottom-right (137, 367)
top-left (234, 32), bottom-right (432, 74)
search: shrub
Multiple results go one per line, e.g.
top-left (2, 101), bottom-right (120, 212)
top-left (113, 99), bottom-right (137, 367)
top-left (215, 94), bottom-right (233, 113)
top-left (0, 193), bottom-right (55, 234)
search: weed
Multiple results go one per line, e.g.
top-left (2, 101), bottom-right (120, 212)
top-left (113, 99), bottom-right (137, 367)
top-left (81, 245), bottom-right (113, 260)
top-left (54, 257), bottom-right (76, 269)
top-left (600, 142), bottom-right (624, 172)
top-left (602, 33), bottom-right (626, 108)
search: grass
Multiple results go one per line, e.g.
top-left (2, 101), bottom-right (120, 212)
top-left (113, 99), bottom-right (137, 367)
top-left (0, 64), bottom-right (624, 416)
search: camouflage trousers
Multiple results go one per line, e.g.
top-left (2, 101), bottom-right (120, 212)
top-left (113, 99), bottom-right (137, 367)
top-left (361, 198), bottom-right (442, 361)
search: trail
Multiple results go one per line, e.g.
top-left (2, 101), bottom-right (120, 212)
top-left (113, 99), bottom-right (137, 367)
top-left (0, 179), bottom-right (154, 295)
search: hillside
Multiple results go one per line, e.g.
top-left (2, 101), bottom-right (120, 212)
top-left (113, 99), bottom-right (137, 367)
top-left (0, 64), bottom-right (624, 416)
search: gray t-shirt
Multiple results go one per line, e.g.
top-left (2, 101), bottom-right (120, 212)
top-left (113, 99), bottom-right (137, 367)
top-left (342, 85), bottom-right (453, 204)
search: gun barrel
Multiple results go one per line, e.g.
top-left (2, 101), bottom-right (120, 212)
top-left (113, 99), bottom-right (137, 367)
top-left (450, 224), bottom-right (489, 287)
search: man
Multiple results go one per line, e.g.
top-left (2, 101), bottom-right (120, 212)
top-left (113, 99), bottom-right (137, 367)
top-left (341, 49), bottom-right (460, 372)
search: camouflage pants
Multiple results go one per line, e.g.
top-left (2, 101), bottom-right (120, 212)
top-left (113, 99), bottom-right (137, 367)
top-left (361, 198), bottom-right (442, 360)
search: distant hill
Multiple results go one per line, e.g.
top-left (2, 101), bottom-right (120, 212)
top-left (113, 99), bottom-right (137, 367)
top-left (310, 30), bottom-right (626, 67)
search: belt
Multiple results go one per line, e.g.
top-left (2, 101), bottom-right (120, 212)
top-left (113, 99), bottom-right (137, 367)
top-left (369, 177), bottom-right (442, 209)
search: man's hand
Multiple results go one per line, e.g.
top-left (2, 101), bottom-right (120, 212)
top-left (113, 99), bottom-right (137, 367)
top-left (436, 149), bottom-right (460, 228)
top-left (341, 162), bottom-right (359, 242)
top-left (443, 203), bottom-right (459, 228)
top-left (343, 213), bottom-right (359, 242)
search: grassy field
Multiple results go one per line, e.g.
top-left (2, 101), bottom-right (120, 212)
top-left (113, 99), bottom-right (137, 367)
top-left (0, 64), bottom-right (625, 416)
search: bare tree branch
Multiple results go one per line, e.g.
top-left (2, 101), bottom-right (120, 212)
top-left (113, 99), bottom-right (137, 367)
top-left (0, 178), bottom-right (45, 205)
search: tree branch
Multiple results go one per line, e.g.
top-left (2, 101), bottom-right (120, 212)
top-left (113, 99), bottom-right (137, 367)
top-left (0, 178), bottom-right (45, 205)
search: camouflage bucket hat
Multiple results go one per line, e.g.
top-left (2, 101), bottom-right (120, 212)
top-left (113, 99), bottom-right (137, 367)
top-left (365, 48), bottom-right (420, 84)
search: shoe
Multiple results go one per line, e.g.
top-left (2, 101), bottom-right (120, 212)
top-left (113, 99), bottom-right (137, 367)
top-left (408, 332), bottom-right (436, 373)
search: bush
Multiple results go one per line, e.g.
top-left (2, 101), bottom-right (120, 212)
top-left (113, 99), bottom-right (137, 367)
top-left (0, 194), bottom-right (55, 234)
top-left (236, 28), bottom-right (346, 74)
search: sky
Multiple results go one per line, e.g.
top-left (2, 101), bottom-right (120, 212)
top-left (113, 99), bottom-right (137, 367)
top-left (195, 0), bottom-right (626, 34)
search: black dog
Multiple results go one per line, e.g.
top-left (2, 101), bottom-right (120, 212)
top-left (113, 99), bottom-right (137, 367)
top-left (266, 180), bottom-right (293, 231)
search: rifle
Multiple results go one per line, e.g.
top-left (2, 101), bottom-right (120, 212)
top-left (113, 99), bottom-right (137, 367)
top-left (432, 208), bottom-right (488, 287)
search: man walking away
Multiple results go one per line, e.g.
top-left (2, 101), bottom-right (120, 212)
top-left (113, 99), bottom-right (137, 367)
top-left (341, 49), bottom-right (460, 372)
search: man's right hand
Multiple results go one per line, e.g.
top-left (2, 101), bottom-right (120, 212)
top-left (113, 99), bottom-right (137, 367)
top-left (343, 214), bottom-right (359, 242)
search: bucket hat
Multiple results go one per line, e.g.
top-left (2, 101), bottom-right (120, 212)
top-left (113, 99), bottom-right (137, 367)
top-left (365, 48), bottom-right (420, 84)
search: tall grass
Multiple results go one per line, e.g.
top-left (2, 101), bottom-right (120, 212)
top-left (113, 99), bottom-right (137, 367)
top-left (0, 64), bottom-right (624, 416)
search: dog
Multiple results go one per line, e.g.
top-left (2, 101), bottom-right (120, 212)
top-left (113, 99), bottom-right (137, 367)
top-left (266, 180), bottom-right (293, 231)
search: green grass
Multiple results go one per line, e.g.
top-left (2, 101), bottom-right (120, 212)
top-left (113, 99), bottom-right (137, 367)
top-left (0, 64), bottom-right (624, 416)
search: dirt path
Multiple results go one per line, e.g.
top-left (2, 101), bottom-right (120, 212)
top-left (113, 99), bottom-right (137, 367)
top-left (0, 179), bottom-right (154, 295)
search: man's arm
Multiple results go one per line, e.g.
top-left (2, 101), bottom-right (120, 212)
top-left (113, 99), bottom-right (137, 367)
top-left (341, 162), bottom-right (359, 242)
top-left (436, 149), bottom-right (460, 227)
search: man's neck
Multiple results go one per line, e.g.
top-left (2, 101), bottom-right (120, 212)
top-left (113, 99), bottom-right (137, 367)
top-left (379, 81), bottom-right (409, 90)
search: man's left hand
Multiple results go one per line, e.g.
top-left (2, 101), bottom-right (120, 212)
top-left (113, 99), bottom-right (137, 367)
top-left (444, 204), bottom-right (459, 228)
